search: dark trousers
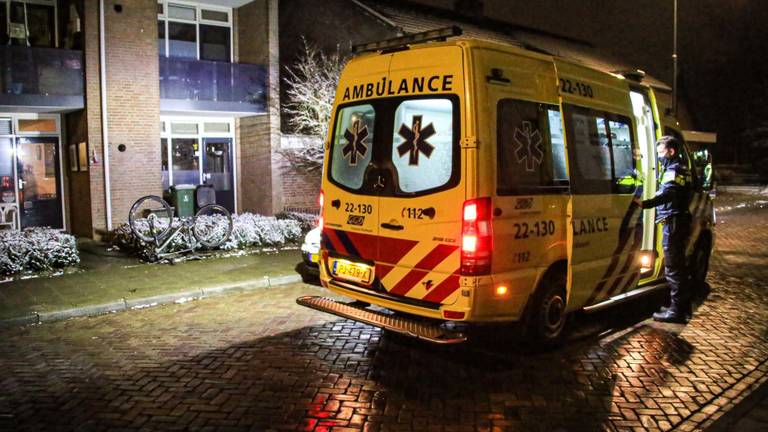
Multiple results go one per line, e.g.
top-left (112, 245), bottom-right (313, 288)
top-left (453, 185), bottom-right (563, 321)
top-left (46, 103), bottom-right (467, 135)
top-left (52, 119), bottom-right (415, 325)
top-left (662, 213), bottom-right (692, 314)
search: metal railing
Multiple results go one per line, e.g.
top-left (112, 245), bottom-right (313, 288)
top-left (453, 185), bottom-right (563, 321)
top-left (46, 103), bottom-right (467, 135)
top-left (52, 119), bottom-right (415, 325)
top-left (0, 46), bottom-right (84, 102)
top-left (159, 56), bottom-right (266, 112)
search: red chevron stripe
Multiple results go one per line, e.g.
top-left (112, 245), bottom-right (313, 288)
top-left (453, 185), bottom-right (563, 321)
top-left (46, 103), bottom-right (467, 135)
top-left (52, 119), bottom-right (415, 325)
top-left (378, 237), bottom-right (419, 264)
top-left (388, 244), bottom-right (458, 296)
top-left (388, 269), bottom-right (429, 296)
top-left (422, 272), bottom-right (461, 303)
top-left (345, 231), bottom-right (378, 261)
top-left (375, 264), bottom-right (394, 280)
top-left (324, 229), bottom-right (349, 256)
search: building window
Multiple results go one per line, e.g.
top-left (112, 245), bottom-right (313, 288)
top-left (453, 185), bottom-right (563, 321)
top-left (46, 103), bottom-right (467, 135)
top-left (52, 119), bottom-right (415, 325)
top-left (157, 1), bottom-right (232, 62)
top-left (4, 0), bottom-right (57, 48)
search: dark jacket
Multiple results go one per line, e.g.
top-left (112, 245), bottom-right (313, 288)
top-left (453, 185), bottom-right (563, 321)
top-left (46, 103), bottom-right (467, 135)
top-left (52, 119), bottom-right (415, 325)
top-left (642, 157), bottom-right (692, 222)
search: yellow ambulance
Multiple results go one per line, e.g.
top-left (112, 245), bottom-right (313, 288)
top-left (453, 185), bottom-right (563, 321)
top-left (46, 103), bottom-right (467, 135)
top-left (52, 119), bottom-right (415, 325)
top-left (297, 27), bottom-right (715, 344)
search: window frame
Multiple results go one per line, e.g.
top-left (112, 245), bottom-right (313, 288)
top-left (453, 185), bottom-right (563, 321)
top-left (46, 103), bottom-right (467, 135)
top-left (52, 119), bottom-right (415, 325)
top-left (327, 94), bottom-right (462, 198)
top-left (3, 0), bottom-right (59, 48)
top-left (157, 0), bottom-right (232, 62)
top-left (160, 116), bottom-right (236, 191)
top-left (495, 98), bottom-right (570, 196)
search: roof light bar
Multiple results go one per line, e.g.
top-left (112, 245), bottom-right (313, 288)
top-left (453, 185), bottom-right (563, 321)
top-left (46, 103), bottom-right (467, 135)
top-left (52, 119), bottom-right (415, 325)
top-left (351, 26), bottom-right (463, 54)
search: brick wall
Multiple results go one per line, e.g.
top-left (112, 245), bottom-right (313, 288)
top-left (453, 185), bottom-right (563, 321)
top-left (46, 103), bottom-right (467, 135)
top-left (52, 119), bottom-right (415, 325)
top-left (82, 0), bottom-right (161, 237)
top-left (236, 0), bottom-right (279, 215)
top-left (83, 1), bottom-right (105, 237)
top-left (277, 135), bottom-right (322, 212)
top-left (236, 115), bottom-right (273, 215)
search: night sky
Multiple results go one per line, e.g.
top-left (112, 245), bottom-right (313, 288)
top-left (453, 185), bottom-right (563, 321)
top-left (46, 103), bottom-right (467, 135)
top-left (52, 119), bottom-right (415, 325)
top-left (405, 0), bottom-right (768, 168)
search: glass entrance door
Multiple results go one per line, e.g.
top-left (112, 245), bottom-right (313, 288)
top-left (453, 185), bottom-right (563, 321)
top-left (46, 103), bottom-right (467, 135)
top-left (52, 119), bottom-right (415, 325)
top-left (16, 137), bottom-right (63, 229)
top-left (202, 138), bottom-right (233, 212)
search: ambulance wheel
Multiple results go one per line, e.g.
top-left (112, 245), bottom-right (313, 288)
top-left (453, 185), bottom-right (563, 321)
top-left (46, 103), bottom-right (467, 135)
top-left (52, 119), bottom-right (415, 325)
top-left (526, 272), bottom-right (568, 345)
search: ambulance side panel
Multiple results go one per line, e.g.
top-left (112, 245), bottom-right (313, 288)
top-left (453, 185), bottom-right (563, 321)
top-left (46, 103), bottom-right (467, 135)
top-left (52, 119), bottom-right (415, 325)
top-left (471, 46), bottom-right (567, 321)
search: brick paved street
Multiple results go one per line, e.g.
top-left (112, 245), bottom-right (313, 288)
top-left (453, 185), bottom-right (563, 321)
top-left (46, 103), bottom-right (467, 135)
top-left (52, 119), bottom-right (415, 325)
top-left (0, 205), bottom-right (766, 431)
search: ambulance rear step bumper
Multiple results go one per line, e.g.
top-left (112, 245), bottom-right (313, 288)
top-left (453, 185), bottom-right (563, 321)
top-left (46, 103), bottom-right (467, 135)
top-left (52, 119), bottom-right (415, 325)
top-left (296, 296), bottom-right (467, 344)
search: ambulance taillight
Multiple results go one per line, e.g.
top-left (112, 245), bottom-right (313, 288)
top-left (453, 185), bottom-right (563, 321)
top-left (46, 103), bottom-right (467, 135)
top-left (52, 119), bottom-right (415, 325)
top-left (461, 197), bottom-right (493, 275)
top-left (318, 191), bottom-right (324, 231)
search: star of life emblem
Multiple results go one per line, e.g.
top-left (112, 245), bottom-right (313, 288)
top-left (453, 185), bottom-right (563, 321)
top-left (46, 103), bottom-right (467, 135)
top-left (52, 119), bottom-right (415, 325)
top-left (397, 115), bottom-right (436, 166)
top-left (514, 121), bottom-right (544, 172)
top-left (342, 120), bottom-right (369, 165)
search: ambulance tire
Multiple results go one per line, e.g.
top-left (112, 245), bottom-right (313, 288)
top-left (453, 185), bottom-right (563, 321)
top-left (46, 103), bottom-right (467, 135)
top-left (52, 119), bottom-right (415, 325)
top-left (525, 270), bottom-right (568, 346)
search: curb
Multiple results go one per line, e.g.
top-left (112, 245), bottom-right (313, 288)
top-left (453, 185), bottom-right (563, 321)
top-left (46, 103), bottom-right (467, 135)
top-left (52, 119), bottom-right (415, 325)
top-left (673, 358), bottom-right (768, 431)
top-left (0, 274), bottom-right (302, 329)
top-left (718, 185), bottom-right (767, 195)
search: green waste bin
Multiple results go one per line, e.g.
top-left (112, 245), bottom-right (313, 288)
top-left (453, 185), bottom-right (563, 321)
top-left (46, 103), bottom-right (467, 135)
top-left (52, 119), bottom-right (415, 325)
top-left (169, 184), bottom-right (196, 217)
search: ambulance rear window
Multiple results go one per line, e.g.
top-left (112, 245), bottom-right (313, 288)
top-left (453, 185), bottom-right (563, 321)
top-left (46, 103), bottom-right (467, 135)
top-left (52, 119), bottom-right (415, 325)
top-left (328, 95), bottom-right (460, 197)
top-left (329, 104), bottom-right (375, 190)
top-left (391, 98), bottom-right (454, 193)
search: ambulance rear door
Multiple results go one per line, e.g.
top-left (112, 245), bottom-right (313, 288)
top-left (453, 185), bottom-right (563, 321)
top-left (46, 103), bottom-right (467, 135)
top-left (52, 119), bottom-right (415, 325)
top-left (374, 46), bottom-right (467, 307)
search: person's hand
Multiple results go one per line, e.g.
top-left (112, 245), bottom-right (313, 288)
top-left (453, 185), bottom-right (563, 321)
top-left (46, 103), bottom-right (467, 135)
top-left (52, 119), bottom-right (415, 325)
top-left (632, 197), bottom-right (642, 207)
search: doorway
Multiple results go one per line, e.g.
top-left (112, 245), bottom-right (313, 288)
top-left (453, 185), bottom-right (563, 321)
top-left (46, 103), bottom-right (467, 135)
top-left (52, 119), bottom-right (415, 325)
top-left (0, 117), bottom-right (63, 230)
top-left (202, 137), bottom-right (233, 211)
top-left (161, 118), bottom-right (236, 213)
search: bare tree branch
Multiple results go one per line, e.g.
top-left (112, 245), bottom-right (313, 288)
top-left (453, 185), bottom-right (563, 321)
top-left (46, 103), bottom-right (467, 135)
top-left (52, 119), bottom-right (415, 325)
top-left (280, 38), bottom-right (347, 169)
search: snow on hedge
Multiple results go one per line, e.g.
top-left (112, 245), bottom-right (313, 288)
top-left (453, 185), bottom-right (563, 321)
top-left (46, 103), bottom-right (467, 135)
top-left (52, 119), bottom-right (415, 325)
top-left (0, 228), bottom-right (80, 276)
top-left (113, 212), bottom-right (312, 261)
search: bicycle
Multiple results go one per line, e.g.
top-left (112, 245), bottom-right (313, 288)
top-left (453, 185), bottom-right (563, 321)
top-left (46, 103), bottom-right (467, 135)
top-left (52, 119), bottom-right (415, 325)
top-left (128, 195), bottom-right (233, 261)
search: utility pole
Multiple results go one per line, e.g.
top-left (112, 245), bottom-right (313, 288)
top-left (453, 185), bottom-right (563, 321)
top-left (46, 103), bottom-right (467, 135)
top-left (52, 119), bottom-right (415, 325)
top-left (672, 0), bottom-right (678, 117)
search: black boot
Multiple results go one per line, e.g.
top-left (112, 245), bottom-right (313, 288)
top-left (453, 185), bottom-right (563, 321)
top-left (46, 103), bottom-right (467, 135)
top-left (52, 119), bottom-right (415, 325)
top-left (658, 305), bottom-right (692, 320)
top-left (652, 309), bottom-right (689, 324)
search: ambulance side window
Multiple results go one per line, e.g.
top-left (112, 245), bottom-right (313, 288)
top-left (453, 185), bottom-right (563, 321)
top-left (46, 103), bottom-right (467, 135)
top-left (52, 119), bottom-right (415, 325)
top-left (563, 104), bottom-right (637, 194)
top-left (609, 120), bottom-right (636, 194)
top-left (329, 104), bottom-right (375, 190)
top-left (496, 99), bottom-right (569, 195)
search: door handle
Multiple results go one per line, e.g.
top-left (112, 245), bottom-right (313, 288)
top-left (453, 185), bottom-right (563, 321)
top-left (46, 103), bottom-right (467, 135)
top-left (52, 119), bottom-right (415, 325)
top-left (17, 179), bottom-right (25, 190)
top-left (381, 222), bottom-right (404, 231)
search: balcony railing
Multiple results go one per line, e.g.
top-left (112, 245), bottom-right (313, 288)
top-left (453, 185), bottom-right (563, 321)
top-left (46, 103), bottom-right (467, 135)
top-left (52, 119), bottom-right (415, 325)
top-left (159, 56), bottom-right (266, 114)
top-left (0, 46), bottom-right (84, 111)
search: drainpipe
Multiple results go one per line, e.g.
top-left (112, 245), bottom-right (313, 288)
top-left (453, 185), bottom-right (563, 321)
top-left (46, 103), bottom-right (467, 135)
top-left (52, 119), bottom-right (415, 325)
top-left (99, 0), bottom-right (112, 231)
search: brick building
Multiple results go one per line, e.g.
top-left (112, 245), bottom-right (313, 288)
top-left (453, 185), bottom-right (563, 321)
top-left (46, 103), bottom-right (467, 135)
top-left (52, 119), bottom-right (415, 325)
top-left (1, 0), bottom-right (285, 239)
top-left (0, 0), bottom-right (696, 239)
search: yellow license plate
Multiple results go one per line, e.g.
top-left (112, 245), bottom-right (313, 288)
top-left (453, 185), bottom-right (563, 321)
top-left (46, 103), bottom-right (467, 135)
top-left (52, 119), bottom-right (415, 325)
top-left (331, 260), bottom-right (373, 285)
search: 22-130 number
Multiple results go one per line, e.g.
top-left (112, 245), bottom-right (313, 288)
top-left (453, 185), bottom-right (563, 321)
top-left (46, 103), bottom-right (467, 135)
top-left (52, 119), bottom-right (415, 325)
top-left (514, 220), bottom-right (556, 239)
top-left (559, 78), bottom-right (594, 98)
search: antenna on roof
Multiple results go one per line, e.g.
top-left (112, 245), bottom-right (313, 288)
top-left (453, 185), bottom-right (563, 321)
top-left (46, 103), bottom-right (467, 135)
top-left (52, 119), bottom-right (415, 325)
top-left (614, 69), bottom-right (646, 82)
top-left (351, 26), bottom-right (463, 54)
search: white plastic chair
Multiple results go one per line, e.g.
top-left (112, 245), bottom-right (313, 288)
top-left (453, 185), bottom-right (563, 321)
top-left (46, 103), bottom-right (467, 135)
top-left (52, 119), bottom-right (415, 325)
top-left (0, 203), bottom-right (20, 230)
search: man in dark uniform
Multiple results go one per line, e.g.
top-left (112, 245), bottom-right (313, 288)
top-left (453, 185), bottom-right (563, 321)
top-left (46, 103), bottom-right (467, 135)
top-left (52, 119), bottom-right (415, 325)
top-left (635, 135), bottom-right (693, 323)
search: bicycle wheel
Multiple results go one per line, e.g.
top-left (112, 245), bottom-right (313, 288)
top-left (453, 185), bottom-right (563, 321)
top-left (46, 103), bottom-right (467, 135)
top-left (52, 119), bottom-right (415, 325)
top-left (193, 204), bottom-right (233, 248)
top-left (129, 195), bottom-right (173, 243)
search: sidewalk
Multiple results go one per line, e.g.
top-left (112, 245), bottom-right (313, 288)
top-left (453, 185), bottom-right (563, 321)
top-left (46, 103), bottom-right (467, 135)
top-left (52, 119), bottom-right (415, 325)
top-left (0, 242), bottom-right (305, 326)
top-left (708, 378), bottom-right (768, 432)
